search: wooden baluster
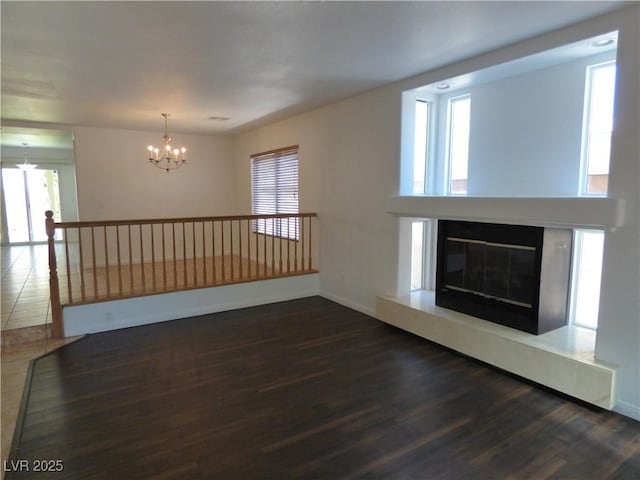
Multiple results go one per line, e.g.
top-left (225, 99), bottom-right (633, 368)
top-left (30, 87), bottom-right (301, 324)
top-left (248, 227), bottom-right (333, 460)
top-left (211, 220), bottom-right (218, 285)
top-left (162, 224), bottom-right (167, 289)
top-left (182, 222), bottom-right (187, 287)
top-left (287, 217), bottom-right (291, 273)
top-left (271, 218), bottom-right (275, 275)
top-left (279, 218), bottom-right (283, 275)
top-left (299, 217), bottom-right (304, 272)
top-left (128, 225), bottom-right (134, 294)
top-left (239, 219), bottom-right (243, 279)
top-left (116, 225), bottom-right (122, 296)
top-left (104, 226), bottom-right (111, 297)
top-left (151, 224), bottom-right (157, 291)
top-left (202, 221), bottom-right (207, 285)
top-left (254, 218), bottom-right (258, 278)
top-left (64, 227), bottom-right (72, 303)
top-left (309, 216), bottom-right (313, 270)
top-left (263, 218), bottom-right (267, 277)
top-left (172, 223), bottom-right (177, 289)
top-left (46, 211), bottom-right (63, 338)
top-left (192, 221), bottom-right (197, 286)
top-left (91, 226), bottom-right (98, 298)
top-left (294, 216), bottom-right (298, 272)
top-left (139, 224), bottom-right (145, 293)
top-left (229, 220), bottom-right (235, 281)
top-left (247, 219), bottom-right (251, 279)
top-left (78, 227), bottom-right (86, 302)
top-left (221, 220), bottom-right (226, 282)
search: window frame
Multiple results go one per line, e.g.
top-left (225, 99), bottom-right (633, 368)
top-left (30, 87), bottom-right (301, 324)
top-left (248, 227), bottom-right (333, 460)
top-left (250, 145), bottom-right (299, 240)
top-left (445, 94), bottom-right (471, 195)
top-left (413, 99), bottom-right (433, 195)
top-left (410, 218), bottom-right (437, 291)
top-left (569, 229), bottom-right (605, 330)
top-left (579, 60), bottom-right (616, 197)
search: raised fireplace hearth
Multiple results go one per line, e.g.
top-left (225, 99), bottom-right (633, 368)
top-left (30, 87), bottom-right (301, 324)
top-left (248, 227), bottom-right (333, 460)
top-left (435, 220), bottom-right (572, 335)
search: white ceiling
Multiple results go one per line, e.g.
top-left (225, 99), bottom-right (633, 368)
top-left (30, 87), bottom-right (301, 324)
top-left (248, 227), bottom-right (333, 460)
top-left (1, 1), bottom-right (626, 137)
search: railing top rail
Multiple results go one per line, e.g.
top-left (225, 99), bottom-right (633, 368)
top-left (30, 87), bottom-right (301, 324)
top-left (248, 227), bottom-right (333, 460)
top-left (52, 212), bottom-right (318, 229)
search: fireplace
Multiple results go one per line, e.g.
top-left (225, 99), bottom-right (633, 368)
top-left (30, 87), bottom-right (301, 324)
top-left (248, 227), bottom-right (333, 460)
top-left (435, 220), bottom-right (572, 334)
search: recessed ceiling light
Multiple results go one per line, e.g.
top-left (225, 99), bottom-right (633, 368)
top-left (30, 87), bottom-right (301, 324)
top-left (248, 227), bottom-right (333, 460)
top-left (436, 83), bottom-right (451, 90)
top-left (208, 116), bottom-right (231, 121)
top-left (592, 38), bottom-right (614, 47)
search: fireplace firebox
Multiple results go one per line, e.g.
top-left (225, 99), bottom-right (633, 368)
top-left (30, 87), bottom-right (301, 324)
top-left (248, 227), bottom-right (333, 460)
top-left (435, 220), bottom-right (572, 335)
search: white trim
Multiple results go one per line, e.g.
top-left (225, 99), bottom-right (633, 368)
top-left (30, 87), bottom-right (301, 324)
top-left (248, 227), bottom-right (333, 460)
top-left (387, 195), bottom-right (626, 230)
top-left (613, 400), bottom-right (640, 421)
top-left (63, 274), bottom-right (320, 336)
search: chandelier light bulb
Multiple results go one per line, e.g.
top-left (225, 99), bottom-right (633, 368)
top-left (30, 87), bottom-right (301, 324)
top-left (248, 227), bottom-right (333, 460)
top-left (146, 113), bottom-right (187, 172)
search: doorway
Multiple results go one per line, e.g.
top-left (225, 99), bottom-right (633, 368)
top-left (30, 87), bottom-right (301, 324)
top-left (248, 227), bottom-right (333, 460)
top-left (0, 126), bottom-right (77, 245)
top-left (1, 168), bottom-right (62, 243)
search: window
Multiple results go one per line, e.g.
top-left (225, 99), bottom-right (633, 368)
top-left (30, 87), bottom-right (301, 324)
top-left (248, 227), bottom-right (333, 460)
top-left (251, 145), bottom-right (299, 239)
top-left (410, 219), bottom-right (435, 291)
top-left (411, 221), bottom-right (425, 290)
top-left (446, 95), bottom-right (471, 195)
top-left (413, 100), bottom-right (431, 194)
top-left (581, 62), bottom-right (616, 195)
top-left (570, 230), bottom-right (605, 329)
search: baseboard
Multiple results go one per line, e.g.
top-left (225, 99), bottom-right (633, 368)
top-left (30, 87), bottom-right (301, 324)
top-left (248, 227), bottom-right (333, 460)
top-left (614, 400), bottom-right (640, 421)
top-left (320, 290), bottom-right (376, 317)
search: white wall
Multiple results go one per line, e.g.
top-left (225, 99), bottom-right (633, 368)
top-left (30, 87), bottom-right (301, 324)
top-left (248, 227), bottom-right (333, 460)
top-left (232, 6), bottom-right (640, 419)
top-left (74, 126), bottom-right (235, 220)
top-left (467, 52), bottom-right (614, 196)
top-left (232, 87), bottom-right (400, 315)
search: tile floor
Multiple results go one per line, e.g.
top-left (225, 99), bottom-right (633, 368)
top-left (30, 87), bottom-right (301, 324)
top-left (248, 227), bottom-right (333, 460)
top-left (1, 245), bottom-right (52, 338)
top-left (1, 245), bottom-right (79, 473)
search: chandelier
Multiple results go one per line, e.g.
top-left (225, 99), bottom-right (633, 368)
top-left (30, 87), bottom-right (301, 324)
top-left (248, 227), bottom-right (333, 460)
top-left (17, 143), bottom-right (37, 171)
top-left (147, 113), bottom-right (187, 172)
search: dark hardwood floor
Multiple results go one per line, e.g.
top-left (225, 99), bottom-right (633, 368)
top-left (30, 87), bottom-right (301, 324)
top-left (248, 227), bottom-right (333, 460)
top-left (7, 297), bottom-right (640, 479)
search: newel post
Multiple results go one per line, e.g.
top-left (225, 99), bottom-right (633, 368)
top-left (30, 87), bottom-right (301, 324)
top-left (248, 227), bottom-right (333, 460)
top-left (46, 211), bottom-right (64, 338)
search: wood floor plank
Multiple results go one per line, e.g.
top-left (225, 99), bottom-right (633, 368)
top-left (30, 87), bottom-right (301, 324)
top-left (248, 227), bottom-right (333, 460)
top-left (6, 296), bottom-right (640, 479)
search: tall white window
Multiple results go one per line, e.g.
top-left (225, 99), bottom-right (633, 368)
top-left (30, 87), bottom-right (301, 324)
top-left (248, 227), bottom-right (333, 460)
top-left (410, 219), bottom-right (436, 291)
top-left (581, 62), bottom-right (616, 195)
top-left (413, 100), bottom-right (431, 194)
top-left (570, 230), bottom-right (605, 329)
top-left (251, 146), bottom-right (299, 239)
top-left (411, 221), bottom-right (425, 290)
top-left (446, 95), bottom-right (471, 195)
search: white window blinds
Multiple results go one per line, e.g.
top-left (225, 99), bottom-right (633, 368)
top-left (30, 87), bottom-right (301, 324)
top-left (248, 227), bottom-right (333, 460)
top-left (251, 146), bottom-right (299, 239)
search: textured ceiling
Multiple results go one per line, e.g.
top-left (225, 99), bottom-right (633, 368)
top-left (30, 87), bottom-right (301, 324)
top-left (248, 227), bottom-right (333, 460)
top-left (1, 1), bottom-right (626, 136)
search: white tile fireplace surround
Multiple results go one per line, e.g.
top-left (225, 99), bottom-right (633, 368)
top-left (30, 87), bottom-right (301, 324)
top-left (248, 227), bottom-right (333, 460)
top-left (376, 292), bottom-right (615, 410)
top-left (385, 195), bottom-right (625, 410)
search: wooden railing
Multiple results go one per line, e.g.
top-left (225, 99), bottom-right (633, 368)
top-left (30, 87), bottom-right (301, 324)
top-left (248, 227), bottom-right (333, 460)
top-left (46, 211), bottom-right (318, 338)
